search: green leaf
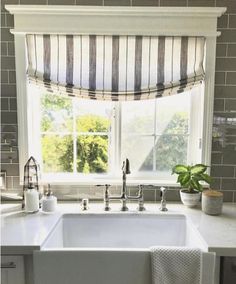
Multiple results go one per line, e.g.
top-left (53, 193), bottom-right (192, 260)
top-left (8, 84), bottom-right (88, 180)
top-left (179, 172), bottom-right (191, 187)
top-left (190, 164), bottom-right (208, 175)
top-left (199, 173), bottom-right (212, 184)
top-left (172, 164), bottom-right (188, 175)
top-left (191, 178), bottom-right (202, 192)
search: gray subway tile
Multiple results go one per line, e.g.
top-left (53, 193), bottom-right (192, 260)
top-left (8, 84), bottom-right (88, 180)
top-left (6, 13), bottom-right (14, 27)
top-left (1, 71), bottom-right (8, 84)
top-left (210, 178), bottom-right (221, 190)
top-left (214, 99), bottom-right (225, 112)
top-left (20, 0), bottom-right (47, 4)
top-left (1, 84), bottom-right (16, 97)
top-left (166, 189), bottom-right (180, 202)
top-left (228, 44), bottom-right (236, 57)
top-left (215, 72), bottom-right (225, 85)
top-left (211, 152), bottom-right (223, 164)
top-left (1, 124), bottom-right (17, 133)
top-left (218, 14), bottom-right (228, 29)
top-left (217, 30), bottom-right (236, 43)
top-left (216, 1), bottom-right (236, 14)
top-left (1, 56), bottom-right (15, 70)
top-left (132, 0), bottom-right (158, 6)
top-left (221, 178), bottom-right (236, 190)
top-left (216, 58), bottom-right (236, 72)
top-left (10, 98), bottom-right (17, 111)
top-left (1, 27), bottom-right (14, 41)
top-left (211, 165), bottom-right (234, 178)
top-left (226, 72), bottom-right (236, 85)
top-left (1, 42), bottom-right (7, 56)
top-left (160, 0), bottom-right (186, 6)
top-left (76, 0), bottom-right (103, 4)
top-left (8, 70), bottom-right (16, 84)
top-left (1, 13), bottom-right (6, 27)
top-left (215, 86), bottom-right (236, 99)
top-left (225, 97), bottom-right (236, 112)
top-left (226, 135), bottom-right (236, 144)
top-left (223, 145), bottom-right (236, 164)
top-left (1, 112), bottom-right (17, 124)
top-left (48, 0), bottom-right (75, 4)
top-left (221, 191), bottom-right (234, 202)
top-left (0, 164), bottom-right (19, 176)
top-left (7, 42), bottom-right (15, 56)
top-left (143, 189), bottom-right (156, 202)
top-left (104, 0), bottom-right (131, 6)
top-left (188, 0), bottom-right (215, 7)
top-left (1, 98), bottom-right (9, 111)
top-left (6, 176), bottom-right (13, 190)
top-left (216, 44), bottom-right (227, 57)
top-left (229, 15), bottom-right (236, 28)
top-left (13, 176), bottom-right (20, 189)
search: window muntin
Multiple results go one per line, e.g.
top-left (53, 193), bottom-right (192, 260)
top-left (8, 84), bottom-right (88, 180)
top-left (40, 93), bottom-right (114, 175)
top-left (32, 85), bottom-right (203, 182)
top-left (121, 94), bottom-right (190, 178)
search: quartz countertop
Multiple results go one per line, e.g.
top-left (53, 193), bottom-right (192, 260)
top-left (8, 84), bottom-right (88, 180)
top-left (1, 202), bottom-right (236, 256)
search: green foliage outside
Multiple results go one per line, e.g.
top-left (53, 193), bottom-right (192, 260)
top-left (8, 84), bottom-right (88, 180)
top-left (41, 93), bottom-right (188, 174)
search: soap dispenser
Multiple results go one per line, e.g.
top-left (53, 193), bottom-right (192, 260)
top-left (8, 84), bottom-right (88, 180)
top-left (24, 183), bottom-right (39, 213)
top-left (42, 185), bottom-right (57, 213)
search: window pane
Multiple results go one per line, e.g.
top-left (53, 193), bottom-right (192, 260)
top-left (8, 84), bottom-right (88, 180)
top-left (121, 136), bottom-right (154, 172)
top-left (41, 93), bottom-right (73, 132)
top-left (156, 93), bottom-right (190, 135)
top-left (75, 99), bottom-right (113, 132)
top-left (121, 100), bottom-right (155, 134)
top-left (77, 135), bottom-right (109, 174)
top-left (155, 135), bottom-right (188, 172)
top-left (41, 135), bottom-right (73, 173)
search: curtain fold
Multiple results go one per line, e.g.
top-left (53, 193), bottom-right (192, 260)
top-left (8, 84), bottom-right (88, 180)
top-left (26, 34), bottom-right (205, 101)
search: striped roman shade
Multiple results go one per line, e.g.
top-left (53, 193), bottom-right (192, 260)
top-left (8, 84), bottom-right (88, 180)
top-left (26, 34), bottom-right (205, 101)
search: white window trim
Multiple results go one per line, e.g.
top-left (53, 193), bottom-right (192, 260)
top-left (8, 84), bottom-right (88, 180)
top-left (5, 5), bottom-right (226, 185)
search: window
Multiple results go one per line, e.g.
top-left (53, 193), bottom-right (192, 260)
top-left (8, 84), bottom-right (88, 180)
top-left (8, 6), bottom-right (223, 185)
top-left (28, 83), bottom-right (204, 183)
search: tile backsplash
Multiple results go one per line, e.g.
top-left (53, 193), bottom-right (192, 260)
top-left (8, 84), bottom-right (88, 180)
top-left (1, 0), bottom-right (236, 202)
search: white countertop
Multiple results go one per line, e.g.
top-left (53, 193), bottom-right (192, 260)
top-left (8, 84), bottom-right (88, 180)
top-left (1, 202), bottom-right (236, 256)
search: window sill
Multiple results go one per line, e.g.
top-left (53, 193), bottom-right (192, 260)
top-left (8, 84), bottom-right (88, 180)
top-left (40, 176), bottom-right (180, 187)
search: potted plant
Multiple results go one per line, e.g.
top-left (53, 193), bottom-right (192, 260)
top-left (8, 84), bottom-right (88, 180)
top-left (172, 164), bottom-right (211, 207)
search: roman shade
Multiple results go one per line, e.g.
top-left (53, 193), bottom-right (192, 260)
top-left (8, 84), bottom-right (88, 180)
top-left (26, 34), bottom-right (205, 101)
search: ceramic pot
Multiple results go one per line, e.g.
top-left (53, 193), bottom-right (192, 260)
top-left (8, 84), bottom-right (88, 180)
top-left (180, 189), bottom-right (201, 207)
top-left (202, 190), bottom-right (223, 215)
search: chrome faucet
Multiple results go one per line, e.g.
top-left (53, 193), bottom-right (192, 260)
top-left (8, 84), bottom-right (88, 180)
top-left (103, 159), bottom-right (145, 211)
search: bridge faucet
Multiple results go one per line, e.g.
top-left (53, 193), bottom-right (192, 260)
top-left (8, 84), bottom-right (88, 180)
top-left (102, 158), bottom-right (145, 211)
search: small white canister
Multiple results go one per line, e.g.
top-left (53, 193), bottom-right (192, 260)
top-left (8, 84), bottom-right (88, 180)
top-left (42, 189), bottom-right (57, 213)
top-left (202, 190), bottom-right (223, 215)
top-left (24, 185), bottom-right (39, 213)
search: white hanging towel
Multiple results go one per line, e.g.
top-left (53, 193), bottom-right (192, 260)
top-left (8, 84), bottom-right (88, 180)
top-left (150, 246), bottom-right (215, 284)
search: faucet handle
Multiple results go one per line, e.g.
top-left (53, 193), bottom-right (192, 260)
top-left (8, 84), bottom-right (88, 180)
top-left (160, 186), bottom-right (167, 197)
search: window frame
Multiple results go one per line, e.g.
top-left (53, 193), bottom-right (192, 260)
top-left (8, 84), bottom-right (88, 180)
top-left (7, 5), bottom-right (226, 185)
top-left (27, 83), bottom-right (203, 185)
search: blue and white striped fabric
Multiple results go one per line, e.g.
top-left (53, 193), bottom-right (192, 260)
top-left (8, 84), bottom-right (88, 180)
top-left (26, 34), bottom-right (205, 101)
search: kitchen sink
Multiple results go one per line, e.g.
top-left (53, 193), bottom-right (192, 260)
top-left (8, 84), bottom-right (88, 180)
top-left (34, 213), bottom-right (208, 284)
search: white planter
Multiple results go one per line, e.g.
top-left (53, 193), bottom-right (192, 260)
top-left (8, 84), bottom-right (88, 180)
top-left (180, 189), bottom-right (201, 207)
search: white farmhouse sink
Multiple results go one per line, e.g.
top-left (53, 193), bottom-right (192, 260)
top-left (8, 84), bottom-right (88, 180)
top-left (42, 213), bottom-right (206, 249)
top-left (34, 213), bottom-right (208, 284)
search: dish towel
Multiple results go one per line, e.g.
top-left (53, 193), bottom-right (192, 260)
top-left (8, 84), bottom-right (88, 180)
top-left (150, 246), bottom-right (203, 284)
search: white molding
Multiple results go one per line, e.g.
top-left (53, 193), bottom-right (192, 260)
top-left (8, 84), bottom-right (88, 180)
top-left (7, 5), bottom-right (226, 182)
top-left (14, 34), bottom-right (29, 182)
top-left (6, 6), bottom-right (226, 37)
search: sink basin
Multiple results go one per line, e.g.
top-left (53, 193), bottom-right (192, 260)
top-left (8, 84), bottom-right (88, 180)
top-left (42, 213), bottom-right (206, 249)
top-left (34, 213), bottom-right (208, 284)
